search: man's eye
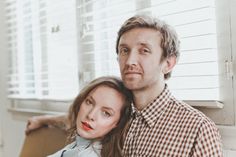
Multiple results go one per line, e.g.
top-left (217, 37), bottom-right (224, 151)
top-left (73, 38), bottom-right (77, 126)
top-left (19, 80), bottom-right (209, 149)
top-left (119, 48), bottom-right (129, 55)
top-left (141, 48), bottom-right (150, 54)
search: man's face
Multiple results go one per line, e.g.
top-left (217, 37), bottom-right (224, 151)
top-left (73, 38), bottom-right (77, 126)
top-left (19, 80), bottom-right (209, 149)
top-left (117, 28), bottom-right (167, 91)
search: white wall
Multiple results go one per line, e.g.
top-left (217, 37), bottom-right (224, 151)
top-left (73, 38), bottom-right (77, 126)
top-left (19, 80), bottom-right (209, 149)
top-left (0, 1), bottom-right (28, 156)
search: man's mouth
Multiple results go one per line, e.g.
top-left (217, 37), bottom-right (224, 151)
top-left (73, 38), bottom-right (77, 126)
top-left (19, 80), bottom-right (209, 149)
top-left (124, 71), bottom-right (141, 75)
top-left (124, 71), bottom-right (141, 77)
top-left (81, 122), bottom-right (93, 131)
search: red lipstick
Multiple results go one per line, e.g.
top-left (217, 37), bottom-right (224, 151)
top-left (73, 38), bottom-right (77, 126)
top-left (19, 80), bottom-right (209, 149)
top-left (81, 122), bottom-right (93, 131)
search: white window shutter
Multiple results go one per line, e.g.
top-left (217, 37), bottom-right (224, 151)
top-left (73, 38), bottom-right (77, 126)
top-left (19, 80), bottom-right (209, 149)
top-left (77, 0), bottom-right (137, 87)
top-left (154, 0), bottom-right (220, 100)
top-left (6, 0), bottom-right (79, 100)
top-left (77, 0), bottom-right (220, 102)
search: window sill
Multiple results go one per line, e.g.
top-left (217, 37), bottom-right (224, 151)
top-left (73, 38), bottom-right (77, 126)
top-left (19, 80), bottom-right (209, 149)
top-left (184, 100), bottom-right (224, 108)
top-left (8, 107), bottom-right (65, 115)
top-left (7, 99), bottom-right (70, 115)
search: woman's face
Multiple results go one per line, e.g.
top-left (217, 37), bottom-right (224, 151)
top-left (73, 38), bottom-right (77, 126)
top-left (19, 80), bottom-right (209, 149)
top-left (76, 85), bottom-right (125, 140)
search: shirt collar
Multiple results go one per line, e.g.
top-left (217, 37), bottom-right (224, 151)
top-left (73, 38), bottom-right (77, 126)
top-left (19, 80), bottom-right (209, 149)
top-left (131, 84), bottom-right (173, 127)
top-left (75, 135), bottom-right (101, 150)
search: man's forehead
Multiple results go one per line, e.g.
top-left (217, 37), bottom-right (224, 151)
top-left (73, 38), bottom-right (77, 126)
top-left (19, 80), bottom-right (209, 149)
top-left (118, 28), bottom-right (162, 45)
top-left (121, 27), bottom-right (161, 35)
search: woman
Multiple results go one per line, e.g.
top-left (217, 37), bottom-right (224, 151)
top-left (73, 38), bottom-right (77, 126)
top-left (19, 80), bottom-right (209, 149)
top-left (28, 76), bottom-right (132, 157)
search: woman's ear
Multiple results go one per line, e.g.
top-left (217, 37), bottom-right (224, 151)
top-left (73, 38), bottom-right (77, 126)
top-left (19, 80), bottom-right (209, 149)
top-left (162, 56), bottom-right (177, 74)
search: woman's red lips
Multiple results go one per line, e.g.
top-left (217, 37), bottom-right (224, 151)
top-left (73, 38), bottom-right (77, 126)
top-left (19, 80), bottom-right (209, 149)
top-left (82, 122), bottom-right (93, 131)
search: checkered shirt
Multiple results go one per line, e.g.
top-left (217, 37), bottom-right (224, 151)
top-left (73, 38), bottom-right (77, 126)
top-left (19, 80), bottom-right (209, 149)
top-left (122, 85), bottom-right (223, 157)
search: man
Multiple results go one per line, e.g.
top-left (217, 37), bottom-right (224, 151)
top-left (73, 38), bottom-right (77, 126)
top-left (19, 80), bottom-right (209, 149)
top-left (26, 15), bottom-right (223, 156)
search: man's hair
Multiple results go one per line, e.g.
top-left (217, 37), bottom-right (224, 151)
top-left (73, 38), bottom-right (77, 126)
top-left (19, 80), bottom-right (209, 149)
top-left (116, 15), bottom-right (180, 79)
top-left (67, 76), bottom-right (132, 157)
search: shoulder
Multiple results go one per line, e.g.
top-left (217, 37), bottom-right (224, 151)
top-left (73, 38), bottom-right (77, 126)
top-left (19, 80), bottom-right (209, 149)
top-left (165, 96), bottom-right (221, 137)
top-left (169, 97), bottom-right (223, 155)
top-left (190, 111), bottom-right (223, 156)
top-left (170, 96), bottom-right (214, 124)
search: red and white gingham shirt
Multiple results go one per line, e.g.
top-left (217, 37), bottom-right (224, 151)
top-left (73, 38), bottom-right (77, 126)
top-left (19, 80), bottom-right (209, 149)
top-left (122, 85), bottom-right (223, 157)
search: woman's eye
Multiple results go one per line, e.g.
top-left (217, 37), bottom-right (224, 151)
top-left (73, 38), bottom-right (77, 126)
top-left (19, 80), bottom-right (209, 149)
top-left (102, 111), bottom-right (111, 117)
top-left (85, 99), bottom-right (92, 105)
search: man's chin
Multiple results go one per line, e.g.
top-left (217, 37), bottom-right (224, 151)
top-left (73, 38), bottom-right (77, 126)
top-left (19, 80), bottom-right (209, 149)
top-left (124, 81), bottom-right (140, 90)
top-left (122, 75), bottom-right (141, 88)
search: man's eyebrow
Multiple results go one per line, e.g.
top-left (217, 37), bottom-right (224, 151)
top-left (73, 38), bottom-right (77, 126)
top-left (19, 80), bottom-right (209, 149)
top-left (139, 42), bottom-right (151, 47)
top-left (118, 43), bottom-right (128, 47)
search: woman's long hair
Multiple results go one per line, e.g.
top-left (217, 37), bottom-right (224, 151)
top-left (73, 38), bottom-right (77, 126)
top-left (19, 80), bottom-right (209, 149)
top-left (67, 76), bottom-right (132, 157)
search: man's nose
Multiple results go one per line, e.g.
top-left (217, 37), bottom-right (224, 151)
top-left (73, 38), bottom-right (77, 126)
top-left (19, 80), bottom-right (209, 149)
top-left (126, 50), bottom-right (138, 66)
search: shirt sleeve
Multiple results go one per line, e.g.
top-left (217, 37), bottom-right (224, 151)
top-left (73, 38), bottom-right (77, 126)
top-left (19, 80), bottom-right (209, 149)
top-left (191, 119), bottom-right (223, 157)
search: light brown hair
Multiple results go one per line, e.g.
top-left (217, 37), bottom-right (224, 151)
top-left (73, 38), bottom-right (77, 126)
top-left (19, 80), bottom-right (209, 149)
top-left (116, 15), bottom-right (180, 79)
top-left (67, 76), bottom-right (132, 157)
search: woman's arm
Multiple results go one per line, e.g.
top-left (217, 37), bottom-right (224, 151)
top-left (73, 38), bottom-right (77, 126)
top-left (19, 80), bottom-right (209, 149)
top-left (25, 114), bottom-right (69, 135)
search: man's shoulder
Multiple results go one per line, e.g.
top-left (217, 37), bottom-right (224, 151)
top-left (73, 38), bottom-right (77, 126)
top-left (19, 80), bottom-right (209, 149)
top-left (169, 96), bottom-right (216, 127)
top-left (168, 98), bottom-right (223, 156)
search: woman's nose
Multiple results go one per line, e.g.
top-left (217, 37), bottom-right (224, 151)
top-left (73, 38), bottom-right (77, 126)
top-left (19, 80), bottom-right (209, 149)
top-left (87, 108), bottom-right (96, 121)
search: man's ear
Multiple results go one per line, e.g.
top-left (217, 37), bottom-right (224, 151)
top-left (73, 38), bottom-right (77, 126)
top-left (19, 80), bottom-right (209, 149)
top-left (162, 56), bottom-right (177, 74)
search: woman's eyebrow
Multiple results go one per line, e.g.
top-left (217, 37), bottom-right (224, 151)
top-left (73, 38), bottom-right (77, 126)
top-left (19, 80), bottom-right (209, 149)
top-left (102, 106), bottom-right (115, 114)
top-left (87, 95), bottom-right (96, 104)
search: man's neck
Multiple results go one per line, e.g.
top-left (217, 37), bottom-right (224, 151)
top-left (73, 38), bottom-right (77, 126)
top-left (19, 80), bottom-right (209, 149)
top-left (133, 83), bottom-right (165, 110)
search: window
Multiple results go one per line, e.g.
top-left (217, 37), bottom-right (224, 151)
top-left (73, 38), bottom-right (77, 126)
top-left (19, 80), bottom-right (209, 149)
top-left (77, 0), bottom-right (135, 85)
top-left (76, 0), bottom-right (234, 125)
top-left (5, 0), bottom-right (235, 125)
top-left (6, 0), bottom-right (79, 100)
top-left (77, 0), bottom-right (220, 100)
